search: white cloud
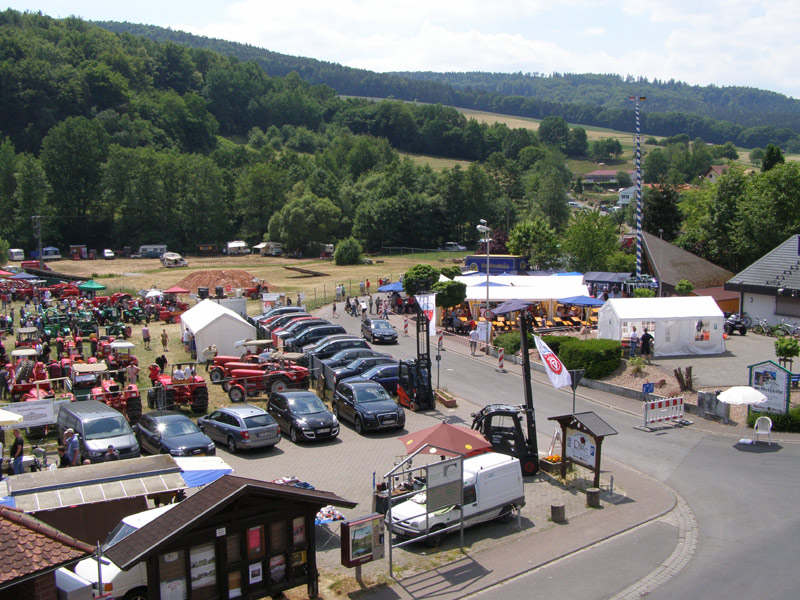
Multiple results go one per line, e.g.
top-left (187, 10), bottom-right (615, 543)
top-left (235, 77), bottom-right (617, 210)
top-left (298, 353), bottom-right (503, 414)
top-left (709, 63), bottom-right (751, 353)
top-left (581, 27), bottom-right (605, 36)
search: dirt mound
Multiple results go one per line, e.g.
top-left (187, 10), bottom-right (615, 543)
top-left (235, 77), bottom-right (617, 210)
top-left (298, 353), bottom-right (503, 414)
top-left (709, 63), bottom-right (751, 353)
top-left (176, 269), bottom-right (270, 292)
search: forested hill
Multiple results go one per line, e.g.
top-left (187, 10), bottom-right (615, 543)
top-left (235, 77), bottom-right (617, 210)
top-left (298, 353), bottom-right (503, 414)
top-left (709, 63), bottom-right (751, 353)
top-left (391, 72), bottom-right (800, 132)
top-left (97, 21), bottom-right (800, 150)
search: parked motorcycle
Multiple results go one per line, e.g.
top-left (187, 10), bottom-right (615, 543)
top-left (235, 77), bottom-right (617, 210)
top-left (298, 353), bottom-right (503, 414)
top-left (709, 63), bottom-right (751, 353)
top-left (723, 313), bottom-right (747, 336)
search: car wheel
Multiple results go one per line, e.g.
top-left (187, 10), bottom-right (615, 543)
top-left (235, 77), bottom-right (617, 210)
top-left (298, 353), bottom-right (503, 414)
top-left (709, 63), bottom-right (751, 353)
top-left (227, 436), bottom-right (237, 453)
top-left (290, 427), bottom-right (300, 443)
top-left (497, 504), bottom-right (514, 524)
top-left (426, 525), bottom-right (446, 548)
top-left (355, 416), bottom-right (364, 435)
top-left (124, 588), bottom-right (149, 600)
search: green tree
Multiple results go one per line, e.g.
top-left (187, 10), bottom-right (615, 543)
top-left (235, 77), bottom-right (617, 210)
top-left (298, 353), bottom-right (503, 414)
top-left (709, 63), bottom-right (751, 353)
top-left (644, 148), bottom-right (669, 183)
top-left (642, 184), bottom-right (682, 242)
top-left (562, 211), bottom-right (618, 271)
top-left (675, 279), bottom-right (694, 295)
top-left (762, 143), bottom-right (785, 172)
top-left (531, 168), bottom-right (570, 231)
top-left (615, 171), bottom-right (632, 188)
top-left (403, 264), bottom-right (439, 296)
top-left (334, 237), bottom-right (362, 265)
top-left (507, 218), bottom-right (560, 269)
top-left (235, 162), bottom-right (288, 243)
top-left (749, 147), bottom-right (765, 165)
top-left (432, 280), bottom-right (467, 308)
top-left (0, 237), bottom-right (9, 263)
top-left (566, 127), bottom-right (588, 156)
top-left (538, 116), bottom-right (569, 149)
top-left (573, 176), bottom-right (584, 194)
top-left (0, 138), bottom-right (17, 241)
top-left (13, 153), bottom-right (51, 249)
top-left (268, 186), bottom-right (342, 252)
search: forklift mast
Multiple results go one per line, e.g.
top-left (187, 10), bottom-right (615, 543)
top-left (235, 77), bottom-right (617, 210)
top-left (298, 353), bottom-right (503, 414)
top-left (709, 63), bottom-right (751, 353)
top-left (518, 312), bottom-right (540, 473)
top-left (396, 303), bottom-right (434, 410)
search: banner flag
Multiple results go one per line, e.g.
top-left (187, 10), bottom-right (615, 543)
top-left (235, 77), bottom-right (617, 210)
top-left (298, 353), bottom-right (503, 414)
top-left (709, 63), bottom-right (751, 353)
top-left (534, 335), bottom-right (572, 389)
top-left (414, 293), bottom-right (437, 337)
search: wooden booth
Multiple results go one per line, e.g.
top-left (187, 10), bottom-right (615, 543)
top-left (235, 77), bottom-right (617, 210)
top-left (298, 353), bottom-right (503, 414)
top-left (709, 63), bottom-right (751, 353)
top-left (547, 412), bottom-right (618, 488)
top-left (104, 474), bottom-right (356, 600)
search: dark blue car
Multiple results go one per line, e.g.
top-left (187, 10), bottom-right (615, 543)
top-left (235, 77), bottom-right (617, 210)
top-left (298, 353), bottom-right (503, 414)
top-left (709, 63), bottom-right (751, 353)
top-left (340, 363), bottom-right (400, 395)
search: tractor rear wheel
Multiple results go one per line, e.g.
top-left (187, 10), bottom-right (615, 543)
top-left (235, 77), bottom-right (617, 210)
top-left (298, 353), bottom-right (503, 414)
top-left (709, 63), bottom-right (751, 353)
top-left (228, 386), bottom-right (246, 403)
top-left (270, 377), bottom-right (290, 394)
top-left (126, 395), bottom-right (142, 424)
top-left (191, 387), bottom-right (209, 414)
top-left (124, 326), bottom-right (132, 339)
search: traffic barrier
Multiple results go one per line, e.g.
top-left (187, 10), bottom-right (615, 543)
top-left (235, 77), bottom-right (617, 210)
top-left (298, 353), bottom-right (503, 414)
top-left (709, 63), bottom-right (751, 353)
top-left (496, 347), bottom-right (506, 373)
top-left (643, 396), bottom-right (684, 427)
top-left (403, 317), bottom-right (408, 336)
top-left (438, 331), bottom-right (443, 351)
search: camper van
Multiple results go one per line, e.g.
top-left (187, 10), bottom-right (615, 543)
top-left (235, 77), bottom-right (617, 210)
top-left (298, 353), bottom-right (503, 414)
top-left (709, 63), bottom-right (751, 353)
top-left (137, 244), bottom-right (167, 259)
top-left (41, 246), bottom-right (62, 261)
top-left (388, 453), bottom-right (524, 546)
top-left (226, 240), bottom-right (250, 255)
top-left (8, 248), bottom-right (24, 261)
top-left (160, 252), bottom-right (188, 268)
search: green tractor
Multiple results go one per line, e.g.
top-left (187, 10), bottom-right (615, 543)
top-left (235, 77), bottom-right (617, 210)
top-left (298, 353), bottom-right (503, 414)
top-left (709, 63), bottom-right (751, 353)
top-left (41, 309), bottom-right (71, 341)
top-left (122, 305), bottom-right (145, 324)
top-left (75, 310), bottom-right (99, 337)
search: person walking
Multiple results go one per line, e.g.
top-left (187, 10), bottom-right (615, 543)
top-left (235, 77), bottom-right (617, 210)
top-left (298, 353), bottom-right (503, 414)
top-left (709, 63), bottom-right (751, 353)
top-left (469, 326), bottom-right (479, 356)
top-left (629, 326), bottom-right (639, 358)
top-left (160, 329), bottom-right (169, 352)
top-left (65, 429), bottom-right (80, 467)
top-left (332, 302), bottom-right (338, 318)
top-left (142, 324), bottom-right (151, 350)
top-left (640, 327), bottom-right (654, 365)
top-left (10, 429), bottom-right (23, 475)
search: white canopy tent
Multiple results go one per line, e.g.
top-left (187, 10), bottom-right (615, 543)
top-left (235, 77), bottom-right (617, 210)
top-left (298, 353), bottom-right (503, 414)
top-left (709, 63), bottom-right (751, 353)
top-left (180, 299), bottom-right (256, 357)
top-left (597, 297), bottom-right (725, 357)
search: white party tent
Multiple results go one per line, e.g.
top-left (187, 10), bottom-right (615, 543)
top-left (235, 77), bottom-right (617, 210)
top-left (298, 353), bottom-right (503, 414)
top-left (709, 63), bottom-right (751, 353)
top-left (597, 296), bottom-right (725, 357)
top-left (180, 299), bottom-right (256, 357)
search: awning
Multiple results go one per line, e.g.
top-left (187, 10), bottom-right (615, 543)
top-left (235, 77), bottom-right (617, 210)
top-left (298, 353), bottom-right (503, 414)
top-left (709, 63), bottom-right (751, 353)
top-left (11, 272), bottom-right (37, 280)
top-left (378, 281), bottom-right (404, 292)
top-left (558, 295), bottom-right (605, 307)
top-left (492, 299), bottom-right (531, 315)
top-left (163, 286), bottom-right (190, 294)
top-left (78, 279), bottom-right (106, 291)
top-left (173, 456), bottom-right (234, 488)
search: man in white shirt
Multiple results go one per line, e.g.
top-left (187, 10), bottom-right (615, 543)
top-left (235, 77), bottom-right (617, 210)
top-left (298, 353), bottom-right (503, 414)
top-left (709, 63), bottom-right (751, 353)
top-left (469, 327), bottom-right (480, 355)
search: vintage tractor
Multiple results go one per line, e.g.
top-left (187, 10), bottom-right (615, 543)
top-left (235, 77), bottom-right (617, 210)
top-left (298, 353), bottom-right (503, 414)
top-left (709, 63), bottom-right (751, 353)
top-left (5, 348), bottom-right (52, 402)
top-left (208, 354), bottom-right (261, 383)
top-left (97, 306), bottom-right (123, 327)
top-left (75, 311), bottom-right (99, 337)
top-left (90, 376), bottom-right (142, 424)
top-left (104, 322), bottom-right (133, 339)
top-left (158, 304), bottom-right (188, 324)
top-left (15, 327), bottom-right (42, 350)
top-left (226, 355), bottom-right (310, 402)
top-left (100, 339), bottom-right (138, 371)
top-left (122, 305), bottom-right (145, 324)
top-left (41, 309), bottom-right (71, 341)
top-left (147, 364), bottom-right (209, 414)
top-left (66, 363), bottom-right (109, 401)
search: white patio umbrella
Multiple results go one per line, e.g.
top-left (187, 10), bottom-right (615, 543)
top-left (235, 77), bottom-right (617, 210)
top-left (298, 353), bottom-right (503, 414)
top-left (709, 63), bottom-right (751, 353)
top-left (0, 408), bottom-right (23, 426)
top-left (717, 386), bottom-right (768, 406)
top-left (145, 289), bottom-right (163, 299)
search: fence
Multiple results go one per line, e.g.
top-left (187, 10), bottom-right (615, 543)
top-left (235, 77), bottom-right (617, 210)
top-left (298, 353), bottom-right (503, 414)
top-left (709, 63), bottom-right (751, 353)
top-left (643, 396), bottom-right (686, 428)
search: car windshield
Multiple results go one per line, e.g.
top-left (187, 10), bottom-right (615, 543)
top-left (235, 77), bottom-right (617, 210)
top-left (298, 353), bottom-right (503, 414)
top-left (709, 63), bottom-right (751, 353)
top-left (362, 366), bottom-right (393, 378)
top-left (158, 419), bottom-right (201, 437)
top-left (84, 416), bottom-right (130, 440)
top-left (102, 522), bottom-right (137, 551)
top-left (354, 386), bottom-right (392, 404)
top-left (373, 321), bottom-right (392, 330)
top-left (244, 414), bottom-right (275, 428)
top-left (289, 396), bottom-right (326, 415)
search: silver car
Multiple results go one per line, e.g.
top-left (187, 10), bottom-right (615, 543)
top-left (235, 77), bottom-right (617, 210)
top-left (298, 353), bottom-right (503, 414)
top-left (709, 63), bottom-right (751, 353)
top-left (198, 405), bottom-right (281, 453)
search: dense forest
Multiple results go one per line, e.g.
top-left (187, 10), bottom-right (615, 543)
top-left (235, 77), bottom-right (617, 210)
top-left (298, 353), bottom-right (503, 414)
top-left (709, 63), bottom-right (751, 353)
top-left (0, 9), bottom-right (798, 276)
top-left (97, 22), bottom-right (800, 150)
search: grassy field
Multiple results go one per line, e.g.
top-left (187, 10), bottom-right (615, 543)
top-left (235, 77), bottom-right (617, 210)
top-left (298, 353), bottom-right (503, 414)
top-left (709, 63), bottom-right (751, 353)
top-left (398, 151), bottom-right (472, 171)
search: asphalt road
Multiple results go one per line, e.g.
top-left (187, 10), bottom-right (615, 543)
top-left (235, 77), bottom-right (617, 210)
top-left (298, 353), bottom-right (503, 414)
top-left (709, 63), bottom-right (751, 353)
top-left (222, 309), bottom-right (800, 598)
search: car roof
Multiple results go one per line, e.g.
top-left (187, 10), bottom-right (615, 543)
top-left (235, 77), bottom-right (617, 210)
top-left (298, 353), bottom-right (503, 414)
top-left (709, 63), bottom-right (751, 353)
top-left (341, 380), bottom-right (385, 391)
top-left (217, 404), bottom-right (267, 417)
top-left (279, 390), bottom-right (322, 400)
top-left (144, 411), bottom-right (193, 422)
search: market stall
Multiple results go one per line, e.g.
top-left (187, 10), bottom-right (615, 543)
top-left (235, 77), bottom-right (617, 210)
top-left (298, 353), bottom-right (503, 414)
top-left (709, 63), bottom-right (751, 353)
top-left (596, 296), bottom-right (725, 357)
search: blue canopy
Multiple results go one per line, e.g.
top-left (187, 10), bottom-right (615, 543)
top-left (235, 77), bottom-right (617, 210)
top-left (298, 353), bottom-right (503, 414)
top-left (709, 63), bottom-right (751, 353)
top-left (10, 272), bottom-right (37, 280)
top-left (493, 299), bottom-right (531, 315)
top-left (378, 281), bottom-right (404, 292)
top-left (472, 280), bottom-right (510, 287)
top-left (558, 295), bottom-right (605, 307)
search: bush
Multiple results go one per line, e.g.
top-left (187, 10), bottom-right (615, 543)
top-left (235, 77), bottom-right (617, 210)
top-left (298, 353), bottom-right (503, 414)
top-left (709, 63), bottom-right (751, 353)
top-left (558, 339), bottom-right (622, 379)
top-left (746, 405), bottom-right (800, 433)
top-left (775, 336), bottom-right (800, 358)
top-left (440, 265), bottom-right (462, 280)
top-left (494, 331), bottom-right (529, 355)
top-left (633, 288), bottom-right (656, 298)
top-left (334, 237), bottom-right (362, 265)
top-left (540, 335), bottom-right (578, 356)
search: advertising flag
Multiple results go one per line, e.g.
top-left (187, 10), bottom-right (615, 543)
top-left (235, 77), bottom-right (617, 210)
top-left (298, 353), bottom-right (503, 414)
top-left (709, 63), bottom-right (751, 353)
top-left (534, 335), bottom-right (572, 389)
top-left (414, 293), bottom-right (437, 337)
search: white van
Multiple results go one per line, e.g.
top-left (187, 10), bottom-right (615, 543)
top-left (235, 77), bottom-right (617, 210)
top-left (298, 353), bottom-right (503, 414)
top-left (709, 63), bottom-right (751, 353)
top-left (388, 453), bottom-right (524, 547)
top-left (160, 252), bottom-right (188, 267)
top-left (444, 242), bottom-right (466, 252)
top-left (8, 248), bottom-right (24, 261)
top-left (71, 504), bottom-right (177, 599)
top-left (226, 240), bottom-right (250, 255)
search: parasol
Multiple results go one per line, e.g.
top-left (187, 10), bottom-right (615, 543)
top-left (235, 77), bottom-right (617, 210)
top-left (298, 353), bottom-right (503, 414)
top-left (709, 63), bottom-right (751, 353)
top-left (398, 422), bottom-right (492, 457)
top-left (0, 408), bottom-right (24, 426)
top-left (717, 386), bottom-right (768, 406)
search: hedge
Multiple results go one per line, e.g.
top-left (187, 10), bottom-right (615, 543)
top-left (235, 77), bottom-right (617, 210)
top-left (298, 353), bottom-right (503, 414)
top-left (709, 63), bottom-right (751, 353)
top-left (558, 339), bottom-right (622, 379)
top-left (746, 405), bottom-right (800, 433)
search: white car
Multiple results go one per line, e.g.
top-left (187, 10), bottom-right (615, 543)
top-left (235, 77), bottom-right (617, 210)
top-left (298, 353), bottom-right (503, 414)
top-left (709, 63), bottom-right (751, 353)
top-left (568, 201), bottom-right (581, 208)
top-left (103, 249), bottom-right (115, 260)
top-left (444, 242), bottom-right (466, 252)
top-left (71, 504), bottom-right (177, 600)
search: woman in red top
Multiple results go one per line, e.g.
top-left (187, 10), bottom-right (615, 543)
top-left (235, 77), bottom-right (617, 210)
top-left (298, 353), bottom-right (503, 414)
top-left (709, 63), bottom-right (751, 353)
top-left (149, 363), bottom-right (160, 388)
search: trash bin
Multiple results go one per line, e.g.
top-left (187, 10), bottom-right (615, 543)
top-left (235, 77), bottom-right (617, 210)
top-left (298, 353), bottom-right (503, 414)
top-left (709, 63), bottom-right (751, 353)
top-left (198, 287), bottom-right (209, 299)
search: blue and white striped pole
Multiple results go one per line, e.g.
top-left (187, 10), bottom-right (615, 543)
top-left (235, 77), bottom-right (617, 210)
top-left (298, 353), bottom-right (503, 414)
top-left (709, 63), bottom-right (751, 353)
top-left (629, 96), bottom-right (646, 277)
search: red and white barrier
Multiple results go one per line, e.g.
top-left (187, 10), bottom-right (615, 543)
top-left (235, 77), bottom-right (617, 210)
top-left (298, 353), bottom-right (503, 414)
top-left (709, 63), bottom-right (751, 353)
top-left (497, 347), bottom-right (506, 373)
top-left (643, 396), bottom-right (684, 427)
top-left (403, 317), bottom-right (408, 336)
top-left (438, 331), bottom-right (443, 351)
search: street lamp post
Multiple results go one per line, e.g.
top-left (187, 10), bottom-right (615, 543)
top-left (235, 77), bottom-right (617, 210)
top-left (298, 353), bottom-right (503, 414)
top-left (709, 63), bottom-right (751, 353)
top-left (477, 219), bottom-right (491, 353)
top-left (658, 228), bottom-right (664, 297)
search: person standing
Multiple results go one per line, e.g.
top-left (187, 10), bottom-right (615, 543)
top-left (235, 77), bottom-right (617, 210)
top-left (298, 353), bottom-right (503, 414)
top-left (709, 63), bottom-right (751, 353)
top-left (104, 445), bottom-right (120, 461)
top-left (0, 366), bottom-right (8, 400)
top-left (629, 326), bottom-right (639, 358)
top-left (65, 429), bottom-right (80, 466)
top-left (369, 294), bottom-right (374, 314)
top-left (332, 302), bottom-right (338, 318)
top-left (10, 429), bottom-right (23, 475)
top-left (127, 362), bottom-right (140, 385)
top-left (142, 324), bottom-right (151, 350)
top-left (149, 362), bottom-right (161, 387)
top-left (640, 328), bottom-right (654, 365)
top-left (202, 345), bottom-right (217, 372)
top-left (182, 328), bottom-right (191, 353)
top-left (156, 354), bottom-right (168, 374)
top-left (469, 327), bottom-right (480, 356)
top-left (160, 329), bottom-right (169, 352)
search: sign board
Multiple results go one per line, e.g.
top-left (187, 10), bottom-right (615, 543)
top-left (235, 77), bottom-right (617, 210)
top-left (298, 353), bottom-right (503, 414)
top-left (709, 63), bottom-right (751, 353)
top-left (426, 456), bottom-right (463, 513)
top-left (340, 513), bottom-right (385, 568)
top-left (225, 285), bottom-right (231, 292)
top-left (748, 360), bottom-right (790, 415)
top-left (262, 293), bottom-right (281, 302)
top-left (4, 398), bottom-right (71, 428)
top-left (475, 320), bottom-right (492, 342)
top-left (642, 382), bottom-right (655, 395)
top-left (565, 428), bottom-right (597, 470)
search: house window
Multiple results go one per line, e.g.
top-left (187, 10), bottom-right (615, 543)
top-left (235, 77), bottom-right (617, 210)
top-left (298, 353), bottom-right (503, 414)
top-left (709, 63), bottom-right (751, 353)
top-left (776, 296), bottom-right (800, 317)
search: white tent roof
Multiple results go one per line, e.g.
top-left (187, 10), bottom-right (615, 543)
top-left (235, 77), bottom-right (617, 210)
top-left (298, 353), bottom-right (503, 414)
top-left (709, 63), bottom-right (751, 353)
top-left (182, 299), bottom-right (250, 332)
top-left (601, 297), bottom-right (723, 320)
top-left (458, 275), bottom-right (588, 302)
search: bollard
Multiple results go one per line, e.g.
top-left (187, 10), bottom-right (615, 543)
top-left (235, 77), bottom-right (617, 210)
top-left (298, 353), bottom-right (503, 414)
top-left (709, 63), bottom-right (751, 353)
top-left (586, 487), bottom-right (601, 508)
top-left (551, 503), bottom-right (566, 523)
top-left (496, 347), bottom-right (506, 373)
top-left (438, 331), bottom-right (443, 351)
top-left (403, 317), bottom-right (409, 336)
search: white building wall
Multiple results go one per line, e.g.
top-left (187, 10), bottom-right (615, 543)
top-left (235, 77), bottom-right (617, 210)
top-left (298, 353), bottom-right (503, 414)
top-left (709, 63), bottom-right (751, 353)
top-left (743, 293), bottom-right (778, 326)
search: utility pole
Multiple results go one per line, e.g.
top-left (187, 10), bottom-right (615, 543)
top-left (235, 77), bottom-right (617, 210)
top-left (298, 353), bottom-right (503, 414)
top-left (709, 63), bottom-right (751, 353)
top-left (32, 215), bottom-right (43, 269)
top-left (628, 96), bottom-right (646, 277)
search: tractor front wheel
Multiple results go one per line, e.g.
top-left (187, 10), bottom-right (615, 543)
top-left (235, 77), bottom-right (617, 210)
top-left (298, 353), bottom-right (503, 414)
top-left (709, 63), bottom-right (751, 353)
top-left (270, 377), bottom-right (290, 394)
top-left (228, 386), bottom-right (246, 403)
top-left (191, 387), bottom-right (209, 414)
top-left (126, 395), bottom-right (142, 424)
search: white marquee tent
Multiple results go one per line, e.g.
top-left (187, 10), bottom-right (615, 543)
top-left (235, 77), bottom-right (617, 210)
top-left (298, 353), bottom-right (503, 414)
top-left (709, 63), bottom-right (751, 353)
top-left (181, 299), bottom-right (256, 357)
top-left (597, 297), bottom-right (725, 357)
top-left (455, 275), bottom-right (589, 302)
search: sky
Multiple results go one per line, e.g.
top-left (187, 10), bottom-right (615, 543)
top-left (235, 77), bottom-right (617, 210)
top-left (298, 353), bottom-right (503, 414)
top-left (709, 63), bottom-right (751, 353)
top-left (7, 0), bottom-right (800, 99)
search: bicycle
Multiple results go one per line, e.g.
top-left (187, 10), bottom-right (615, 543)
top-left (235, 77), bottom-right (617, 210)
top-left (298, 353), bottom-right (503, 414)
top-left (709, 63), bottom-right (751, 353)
top-left (776, 318), bottom-right (800, 337)
top-left (739, 312), bottom-right (753, 328)
top-left (752, 316), bottom-right (771, 335)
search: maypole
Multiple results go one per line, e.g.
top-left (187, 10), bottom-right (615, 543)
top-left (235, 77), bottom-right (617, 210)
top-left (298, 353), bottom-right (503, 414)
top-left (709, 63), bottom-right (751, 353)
top-left (629, 96), bottom-right (646, 277)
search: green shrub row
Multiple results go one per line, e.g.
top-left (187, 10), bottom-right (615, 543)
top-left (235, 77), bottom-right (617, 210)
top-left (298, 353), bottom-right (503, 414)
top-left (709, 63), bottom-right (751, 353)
top-left (493, 333), bottom-right (621, 380)
top-left (746, 405), bottom-right (800, 433)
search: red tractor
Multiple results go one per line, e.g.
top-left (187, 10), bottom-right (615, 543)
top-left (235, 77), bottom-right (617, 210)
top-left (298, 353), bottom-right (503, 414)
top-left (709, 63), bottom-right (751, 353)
top-left (225, 352), bottom-right (309, 401)
top-left (15, 327), bottom-right (42, 350)
top-left (147, 363), bottom-right (209, 414)
top-left (91, 376), bottom-right (143, 424)
top-left (98, 339), bottom-right (138, 372)
top-left (6, 348), bottom-right (52, 402)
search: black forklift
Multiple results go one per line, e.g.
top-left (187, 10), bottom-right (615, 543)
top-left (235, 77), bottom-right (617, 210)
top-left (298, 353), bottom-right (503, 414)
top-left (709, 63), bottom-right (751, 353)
top-left (396, 303), bottom-right (434, 411)
top-left (471, 312), bottom-right (539, 475)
